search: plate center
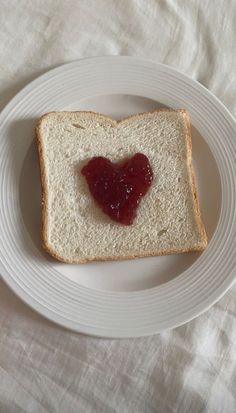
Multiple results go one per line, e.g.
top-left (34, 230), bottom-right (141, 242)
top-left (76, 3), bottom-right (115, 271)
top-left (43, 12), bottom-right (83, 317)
top-left (19, 95), bottom-right (221, 292)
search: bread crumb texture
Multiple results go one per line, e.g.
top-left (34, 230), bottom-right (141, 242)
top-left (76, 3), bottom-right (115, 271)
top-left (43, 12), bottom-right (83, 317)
top-left (37, 110), bottom-right (207, 262)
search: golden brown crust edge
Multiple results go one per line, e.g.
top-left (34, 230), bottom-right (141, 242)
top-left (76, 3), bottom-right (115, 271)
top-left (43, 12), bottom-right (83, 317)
top-left (183, 111), bottom-right (208, 248)
top-left (35, 117), bottom-right (51, 257)
top-left (35, 109), bottom-right (207, 264)
top-left (46, 245), bottom-right (206, 264)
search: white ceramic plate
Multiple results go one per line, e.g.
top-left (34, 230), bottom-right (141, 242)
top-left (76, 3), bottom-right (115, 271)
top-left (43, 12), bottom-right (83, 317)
top-left (0, 56), bottom-right (236, 337)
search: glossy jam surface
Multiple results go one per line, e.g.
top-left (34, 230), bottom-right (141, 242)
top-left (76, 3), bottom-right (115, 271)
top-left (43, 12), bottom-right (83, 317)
top-left (81, 153), bottom-right (153, 225)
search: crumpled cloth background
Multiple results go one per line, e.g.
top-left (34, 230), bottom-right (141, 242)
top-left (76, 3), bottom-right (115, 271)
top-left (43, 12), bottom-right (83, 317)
top-left (0, 1), bottom-right (236, 412)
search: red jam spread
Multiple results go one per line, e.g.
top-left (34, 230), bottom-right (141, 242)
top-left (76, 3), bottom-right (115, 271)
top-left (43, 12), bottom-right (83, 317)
top-left (81, 153), bottom-right (153, 225)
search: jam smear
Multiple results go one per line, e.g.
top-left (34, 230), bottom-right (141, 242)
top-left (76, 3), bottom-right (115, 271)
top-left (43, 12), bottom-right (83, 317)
top-left (81, 153), bottom-right (153, 225)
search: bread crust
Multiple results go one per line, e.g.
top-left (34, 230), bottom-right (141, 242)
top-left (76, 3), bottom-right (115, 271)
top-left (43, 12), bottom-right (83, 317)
top-left (35, 109), bottom-right (208, 264)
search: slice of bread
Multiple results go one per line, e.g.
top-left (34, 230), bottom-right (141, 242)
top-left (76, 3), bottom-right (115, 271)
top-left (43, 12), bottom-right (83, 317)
top-left (36, 109), bottom-right (207, 263)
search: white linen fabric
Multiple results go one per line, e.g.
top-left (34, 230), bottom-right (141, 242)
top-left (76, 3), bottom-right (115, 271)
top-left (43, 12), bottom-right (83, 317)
top-left (0, 1), bottom-right (235, 412)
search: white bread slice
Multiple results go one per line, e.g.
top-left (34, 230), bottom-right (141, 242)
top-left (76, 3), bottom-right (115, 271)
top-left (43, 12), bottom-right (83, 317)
top-left (36, 109), bottom-right (207, 263)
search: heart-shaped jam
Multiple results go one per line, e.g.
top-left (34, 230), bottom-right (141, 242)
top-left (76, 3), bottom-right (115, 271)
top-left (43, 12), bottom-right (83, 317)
top-left (81, 153), bottom-right (153, 225)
